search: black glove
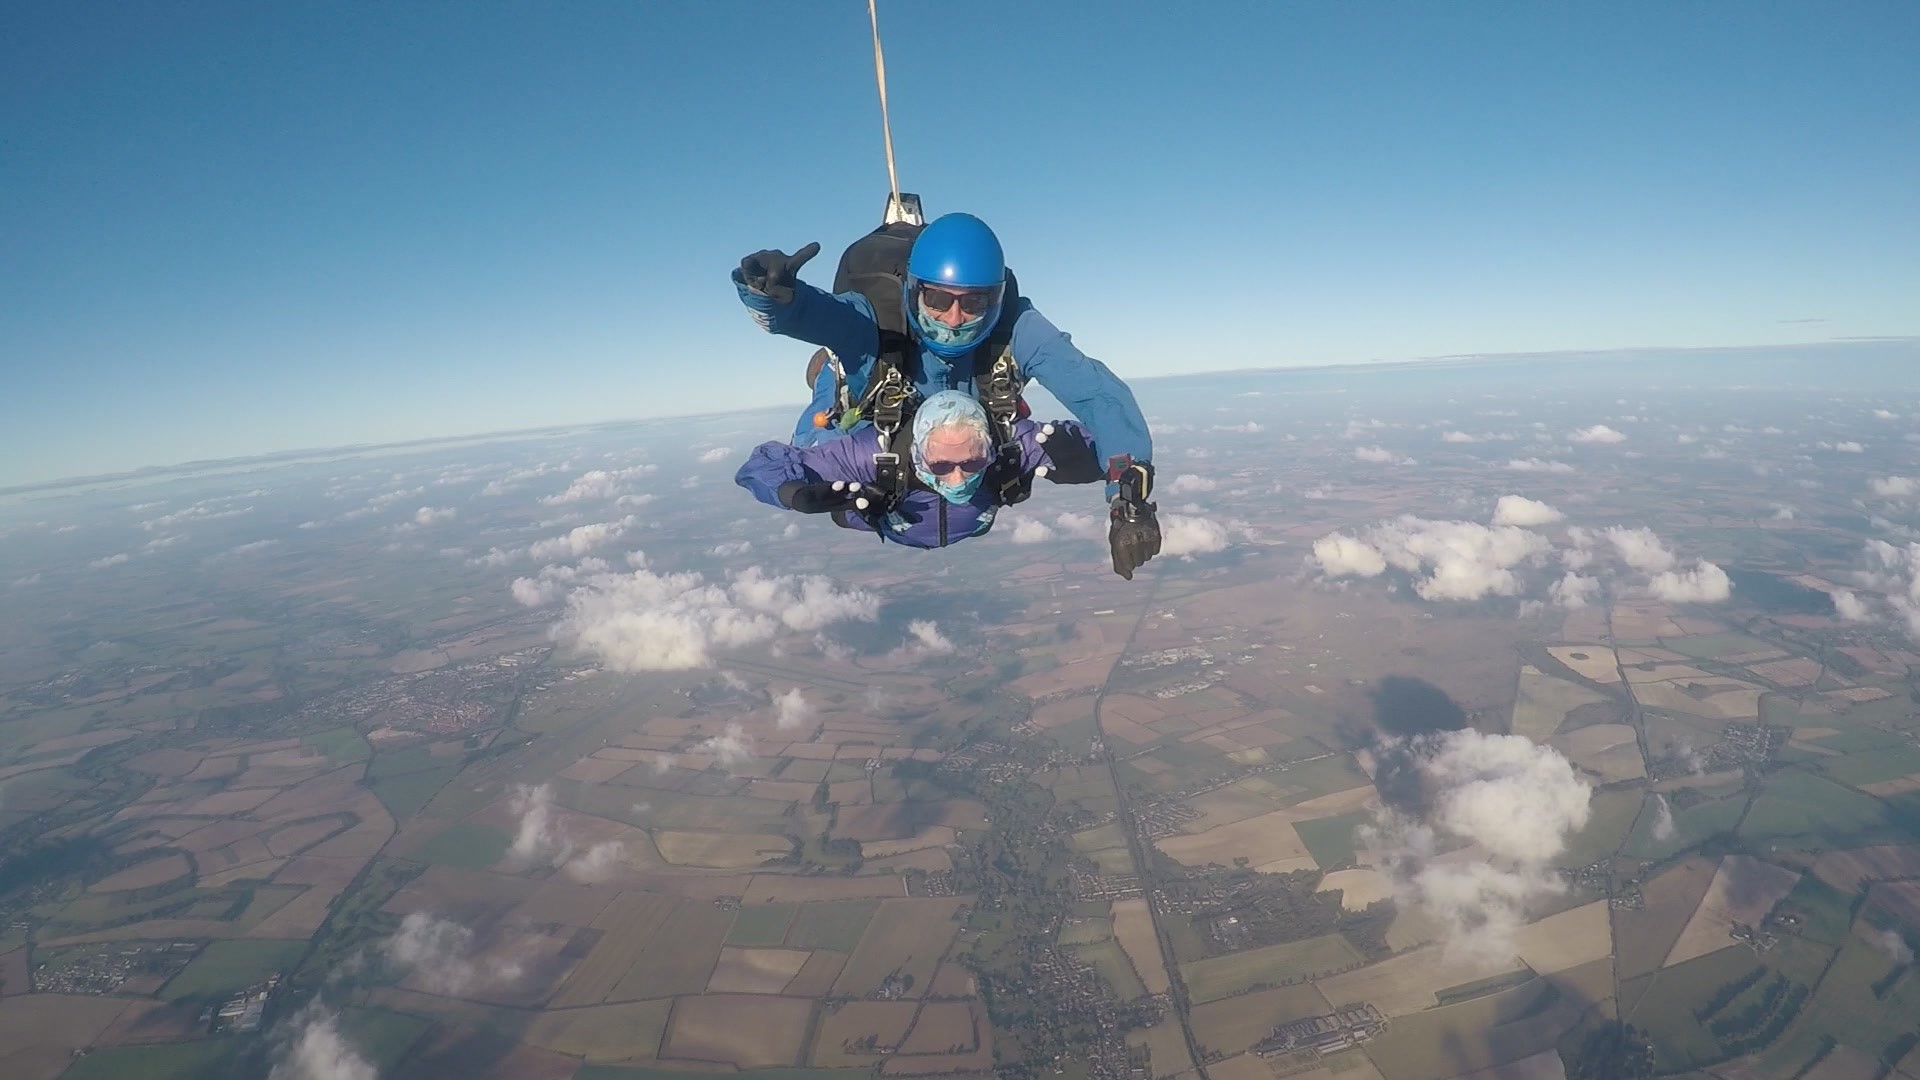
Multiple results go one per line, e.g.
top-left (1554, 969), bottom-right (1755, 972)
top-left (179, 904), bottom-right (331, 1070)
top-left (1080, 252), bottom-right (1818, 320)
top-left (739, 242), bottom-right (821, 304)
top-left (1107, 459), bottom-right (1160, 581)
top-left (1034, 423), bottom-right (1104, 485)
top-left (778, 479), bottom-right (871, 515)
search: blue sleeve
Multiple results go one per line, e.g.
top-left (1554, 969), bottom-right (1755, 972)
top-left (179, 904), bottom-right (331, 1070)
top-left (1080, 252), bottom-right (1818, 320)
top-left (732, 272), bottom-right (882, 361)
top-left (791, 364), bottom-right (839, 447)
top-left (1007, 304), bottom-right (1153, 469)
top-left (734, 435), bottom-right (880, 509)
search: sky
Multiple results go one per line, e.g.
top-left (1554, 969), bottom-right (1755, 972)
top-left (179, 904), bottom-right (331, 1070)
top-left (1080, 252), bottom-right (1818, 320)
top-left (3, 1), bottom-right (1917, 486)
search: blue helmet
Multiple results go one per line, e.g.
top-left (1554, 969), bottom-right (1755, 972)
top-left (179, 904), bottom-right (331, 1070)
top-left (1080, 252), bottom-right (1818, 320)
top-left (904, 213), bottom-right (1006, 359)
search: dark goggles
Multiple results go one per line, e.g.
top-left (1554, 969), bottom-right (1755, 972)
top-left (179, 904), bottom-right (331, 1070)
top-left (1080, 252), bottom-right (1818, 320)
top-left (922, 454), bottom-right (991, 474)
top-left (917, 283), bottom-right (1001, 317)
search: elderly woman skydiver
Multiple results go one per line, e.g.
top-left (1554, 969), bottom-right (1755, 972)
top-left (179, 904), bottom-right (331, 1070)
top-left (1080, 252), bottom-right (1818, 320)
top-left (735, 391), bottom-right (1110, 551)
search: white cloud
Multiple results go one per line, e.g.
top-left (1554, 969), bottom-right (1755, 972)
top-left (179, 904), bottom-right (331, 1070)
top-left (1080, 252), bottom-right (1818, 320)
top-left (1870, 928), bottom-right (1914, 965)
top-left (1008, 518), bottom-right (1055, 544)
top-left (143, 534), bottom-right (187, 551)
top-left (385, 912), bottom-right (525, 996)
top-left (139, 502), bottom-right (253, 532)
top-left (1771, 504), bottom-right (1796, 520)
top-left (1167, 474), bottom-right (1217, 494)
top-left (697, 447), bottom-right (733, 464)
top-left (269, 1007), bottom-right (375, 1080)
top-left (1603, 526), bottom-right (1677, 574)
top-left (228, 540), bottom-right (278, 555)
top-left (903, 619), bottom-right (955, 655)
top-left (509, 558), bottom-right (610, 607)
top-left (527, 516), bottom-right (635, 561)
top-left (413, 506), bottom-right (457, 526)
top-left (1490, 495), bottom-right (1563, 528)
top-left (1549, 572), bottom-right (1601, 609)
top-left (773, 687), bottom-right (814, 730)
top-left (1504, 458), bottom-right (1574, 474)
top-left (544, 464), bottom-right (658, 505)
top-left (1311, 533), bottom-right (1387, 578)
top-left (1832, 589), bottom-right (1873, 622)
top-left (555, 564), bottom-right (874, 671)
top-left (8, 573), bottom-right (40, 588)
top-left (1873, 409), bottom-right (1899, 420)
top-left (1651, 795), bottom-right (1676, 842)
top-left (1870, 476), bottom-right (1917, 498)
top-left (694, 721), bottom-right (751, 766)
top-left (1312, 517), bottom-right (1551, 602)
top-left (1646, 561), bottom-right (1732, 603)
top-left (1355, 446), bottom-right (1415, 465)
top-left (1160, 514), bottom-right (1231, 558)
top-left (1569, 425), bottom-right (1626, 445)
top-left (1210, 422), bottom-right (1263, 434)
top-left (1835, 441), bottom-right (1864, 453)
top-left (508, 782), bottom-right (572, 866)
top-left (1053, 512), bottom-right (1105, 539)
top-left (564, 841), bottom-right (627, 884)
top-left (1440, 431), bottom-right (1480, 443)
top-left (711, 540), bottom-right (753, 557)
top-left (89, 553), bottom-right (130, 569)
top-left (1364, 731), bottom-right (1591, 963)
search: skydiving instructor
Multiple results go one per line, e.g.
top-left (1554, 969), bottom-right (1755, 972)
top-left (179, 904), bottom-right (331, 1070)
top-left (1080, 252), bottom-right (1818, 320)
top-left (732, 211), bottom-right (1163, 578)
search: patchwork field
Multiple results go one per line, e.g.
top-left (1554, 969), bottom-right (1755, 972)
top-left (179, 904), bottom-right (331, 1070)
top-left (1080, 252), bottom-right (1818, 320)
top-left (1112, 898), bottom-right (1171, 995)
top-left (1616, 856), bottom-right (1720, 980)
top-left (525, 999), bottom-right (672, 1063)
top-left (1664, 855), bottom-right (1803, 967)
top-left (1182, 933), bottom-right (1363, 1004)
top-left (706, 946), bottom-right (812, 993)
top-left (662, 993), bottom-right (813, 1067)
top-left (1512, 666), bottom-right (1611, 740)
top-left (832, 898), bottom-right (964, 998)
top-left (1190, 983), bottom-right (1331, 1058)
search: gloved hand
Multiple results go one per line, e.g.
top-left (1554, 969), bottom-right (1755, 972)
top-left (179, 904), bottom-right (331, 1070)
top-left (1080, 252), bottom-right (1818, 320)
top-left (1107, 459), bottom-right (1160, 580)
top-left (739, 242), bottom-right (821, 304)
top-left (1034, 423), bottom-right (1104, 485)
top-left (778, 479), bottom-right (871, 515)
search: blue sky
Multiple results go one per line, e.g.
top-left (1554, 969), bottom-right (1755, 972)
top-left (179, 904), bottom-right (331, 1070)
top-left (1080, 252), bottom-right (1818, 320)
top-left (4, 1), bottom-right (1916, 485)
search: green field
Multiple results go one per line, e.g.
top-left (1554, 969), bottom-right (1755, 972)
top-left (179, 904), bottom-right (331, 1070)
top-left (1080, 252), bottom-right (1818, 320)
top-left (160, 939), bottom-right (308, 1002)
top-left (1626, 943), bottom-right (1772, 1069)
top-left (302, 726), bottom-right (372, 763)
top-left (1275, 755), bottom-right (1370, 803)
top-left (727, 903), bottom-right (796, 946)
top-left (60, 1039), bottom-right (239, 1080)
top-left (1070, 823), bottom-right (1129, 853)
top-left (1072, 938), bottom-right (1147, 1000)
top-left (1292, 811), bottom-right (1371, 869)
top-left (1661, 633), bottom-right (1778, 660)
top-left (369, 764), bottom-right (462, 821)
top-left (1179, 933), bottom-right (1362, 1004)
top-left (1739, 769), bottom-right (1891, 846)
top-left (1060, 916), bottom-right (1113, 946)
top-left (1819, 745), bottom-right (1920, 788)
top-left (1758, 931), bottom-right (1920, 1073)
top-left (577, 1069), bottom-right (872, 1080)
top-left (338, 1006), bottom-right (433, 1072)
top-left (1363, 977), bottom-right (1573, 1080)
top-left (1622, 792), bottom-right (1749, 861)
top-left (410, 822), bottom-right (512, 871)
top-left (1559, 787), bottom-right (1646, 867)
top-left (1780, 874), bottom-right (1857, 948)
top-left (786, 900), bottom-right (878, 952)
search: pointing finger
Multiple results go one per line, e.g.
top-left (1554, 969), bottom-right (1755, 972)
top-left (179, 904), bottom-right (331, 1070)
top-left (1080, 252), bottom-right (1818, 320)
top-left (790, 242), bottom-right (821, 271)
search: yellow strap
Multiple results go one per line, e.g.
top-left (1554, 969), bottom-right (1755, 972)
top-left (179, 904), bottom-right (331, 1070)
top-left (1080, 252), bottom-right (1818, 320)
top-left (867, 0), bottom-right (900, 209)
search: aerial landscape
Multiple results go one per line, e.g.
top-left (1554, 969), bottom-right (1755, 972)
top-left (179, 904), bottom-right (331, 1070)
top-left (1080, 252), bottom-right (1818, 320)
top-left (5, 347), bottom-right (1920, 1080)
top-left (6, 3), bottom-right (1918, 1079)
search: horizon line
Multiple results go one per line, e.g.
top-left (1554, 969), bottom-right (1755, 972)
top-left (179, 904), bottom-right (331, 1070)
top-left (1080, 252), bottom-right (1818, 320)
top-left (7, 335), bottom-right (1915, 497)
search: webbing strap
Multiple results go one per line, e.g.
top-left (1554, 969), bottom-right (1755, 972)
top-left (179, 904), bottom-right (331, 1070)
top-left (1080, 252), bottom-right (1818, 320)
top-left (867, 0), bottom-right (900, 211)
